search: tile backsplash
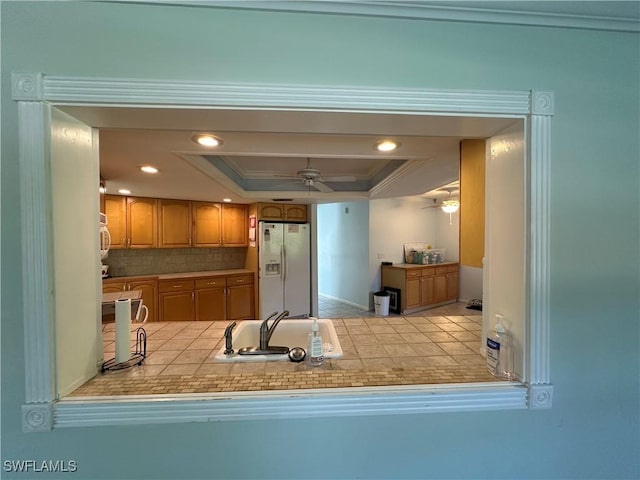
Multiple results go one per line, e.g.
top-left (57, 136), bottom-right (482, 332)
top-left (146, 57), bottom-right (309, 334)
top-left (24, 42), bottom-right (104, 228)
top-left (105, 247), bottom-right (247, 277)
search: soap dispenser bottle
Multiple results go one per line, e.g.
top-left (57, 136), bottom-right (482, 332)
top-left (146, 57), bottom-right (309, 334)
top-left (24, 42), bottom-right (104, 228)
top-left (307, 318), bottom-right (324, 366)
top-left (486, 314), bottom-right (515, 380)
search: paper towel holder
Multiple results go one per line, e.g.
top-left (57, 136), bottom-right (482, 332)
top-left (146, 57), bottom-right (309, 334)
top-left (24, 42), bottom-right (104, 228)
top-left (101, 326), bottom-right (147, 373)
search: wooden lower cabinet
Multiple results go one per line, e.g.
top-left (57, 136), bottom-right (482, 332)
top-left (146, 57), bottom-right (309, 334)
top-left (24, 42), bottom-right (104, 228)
top-left (227, 283), bottom-right (254, 320)
top-left (106, 273), bottom-right (255, 323)
top-left (159, 279), bottom-right (195, 321)
top-left (195, 277), bottom-right (226, 321)
top-left (159, 274), bottom-right (255, 322)
top-left (405, 272), bottom-right (421, 310)
top-left (102, 278), bottom-right (158, 322)
top-left (381, 263), bottom-right (459, 314)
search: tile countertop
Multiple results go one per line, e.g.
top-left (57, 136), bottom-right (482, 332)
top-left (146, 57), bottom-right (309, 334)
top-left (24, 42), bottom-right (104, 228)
top-left (103, 269), bottom-right (254, 283)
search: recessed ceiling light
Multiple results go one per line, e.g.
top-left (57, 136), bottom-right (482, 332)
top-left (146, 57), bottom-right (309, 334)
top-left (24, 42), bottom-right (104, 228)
top-left (140, 165), bottom-right (159, 174)
top-left (223, 198), bottom-right (232, 203)
top-left (118, 189), bottom-right (131, 195)
top-left (376, 139), bottom-right (400, 152)
top-left (192, 133), bottom-right (223, 147)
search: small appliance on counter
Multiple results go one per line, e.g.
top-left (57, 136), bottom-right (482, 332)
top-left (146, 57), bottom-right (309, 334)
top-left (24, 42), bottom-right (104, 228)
top-left (403, 242), bottom-right (446, 265)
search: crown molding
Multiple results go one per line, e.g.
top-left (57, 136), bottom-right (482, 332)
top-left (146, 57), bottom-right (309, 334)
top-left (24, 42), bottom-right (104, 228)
top-left (156, 1), bottom-right (639, 33)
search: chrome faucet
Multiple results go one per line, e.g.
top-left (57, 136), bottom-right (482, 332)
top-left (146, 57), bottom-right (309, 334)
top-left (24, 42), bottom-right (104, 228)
top-left (223, 321), bottom-right (236, 354)
top-left (237, 310), bottom-right (290, 356)
top-left (260, 310), bottom-right (289, 350)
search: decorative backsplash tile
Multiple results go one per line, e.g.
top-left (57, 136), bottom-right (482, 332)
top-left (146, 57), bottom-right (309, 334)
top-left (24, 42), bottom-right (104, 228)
top-left (105, 247), bottom-right (247, 277)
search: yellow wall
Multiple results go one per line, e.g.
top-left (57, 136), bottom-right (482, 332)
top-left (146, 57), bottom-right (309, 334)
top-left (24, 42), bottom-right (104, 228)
top-left (460, 139), bottom-right (485, 268)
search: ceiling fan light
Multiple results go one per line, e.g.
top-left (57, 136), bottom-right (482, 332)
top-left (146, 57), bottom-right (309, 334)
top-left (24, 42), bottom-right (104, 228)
top-left (376, 139), bottom-right (400, 152)
top-left (192, 134), bottom-right (223, 147)
top-left (441, 200), bottom-right (460, 213)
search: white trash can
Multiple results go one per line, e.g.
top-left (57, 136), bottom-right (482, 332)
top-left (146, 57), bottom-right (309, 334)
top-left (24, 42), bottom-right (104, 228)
top-left (373, 291), bottom-right (390, 316)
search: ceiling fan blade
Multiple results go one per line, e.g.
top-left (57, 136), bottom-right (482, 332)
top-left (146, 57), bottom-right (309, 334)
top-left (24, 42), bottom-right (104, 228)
top-left (322, 176), bottom-right (357, 182)
top-left (312, 181), bottom-right (334, 193)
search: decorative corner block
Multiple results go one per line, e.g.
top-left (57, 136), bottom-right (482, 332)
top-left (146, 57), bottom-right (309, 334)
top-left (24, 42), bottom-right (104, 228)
top-left (528, 384), bottom-right (553, 409)
top-left (12, 73), bottom-right (44, 101)
top-left (22, 403), bottom-right (53, 432)
top-left (531, 90), bottom-right (554, 116)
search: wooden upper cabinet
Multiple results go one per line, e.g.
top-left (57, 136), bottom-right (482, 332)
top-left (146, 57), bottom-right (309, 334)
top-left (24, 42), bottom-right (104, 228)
top-left (192, 202), bottom-right (222, 247)
top-left (284, 204), bottom-right (307, 222)
top-left (127, 197), bottom-right (157, 248)
top-left (158, 199), bottom-right (192, 248)
top-left (221, 204), bottom-right (248, 246)
top-left (258, 203), bottom-right (284, 220)
top-left (105, 195), bottom-right (247, 249)
top-left (104, 195), bottom-right (127, 249)
top-left (257, 203), bottom-right (307, 222)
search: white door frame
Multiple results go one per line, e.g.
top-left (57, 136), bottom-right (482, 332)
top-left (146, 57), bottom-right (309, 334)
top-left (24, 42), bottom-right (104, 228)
top-left (13, 73), bottom-right (553, 431)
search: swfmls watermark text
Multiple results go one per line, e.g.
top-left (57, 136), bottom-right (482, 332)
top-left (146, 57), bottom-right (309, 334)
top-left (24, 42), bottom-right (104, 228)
top-left (3, 460), bottom-right (77, 473)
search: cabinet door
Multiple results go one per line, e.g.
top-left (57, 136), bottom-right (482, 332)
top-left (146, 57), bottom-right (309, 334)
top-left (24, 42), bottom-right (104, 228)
top-left (127, 197), bottom-right (157, 248)
top-left (159, 291), bottom-right (194, 321)
top-left (104, 195), bottom-right (127, 249)
top-left (227, 284), bottom-right (254, 320)
top-left (102, 281), bottom-right (127, 294)
top-left (420, 276), bottom-right (435, 306)
top-left (259, 203), bottom-right (284, 220)
top-left (192, 202), bottom-right (222, 247)
top-left (158, 199), bottom-right (191, 248)
top-left (221, 204), bottom-right (248, 246)
top-left (405, 278), bottom-right (421, 310)
top-left (128, 280), bottom-right (158, 323)
top-left (446, 271), bottom-right (459, 301)
top-left (195, 287), bottom-right (226, 321)
top-left (434, 274), bottom-right (448, 303)
top-left (284, 204), bottom-right (307, 222)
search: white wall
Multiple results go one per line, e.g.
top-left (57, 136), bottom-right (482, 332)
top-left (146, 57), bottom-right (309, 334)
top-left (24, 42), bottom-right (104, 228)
top-left (51, 107), bottom-right (101, 396)
top-left (368, 196), bottom-right (438, 306)
top-left (317, 201), bottom-right (370, 308)
top-left (434, 207), bottom-right (460, 262)
top-left (320, 196), bottom-right (461, 310)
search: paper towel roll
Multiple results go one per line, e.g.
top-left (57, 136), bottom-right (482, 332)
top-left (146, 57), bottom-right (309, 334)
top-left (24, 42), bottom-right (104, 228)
top-left (115, 298), bottom-right (131, 363)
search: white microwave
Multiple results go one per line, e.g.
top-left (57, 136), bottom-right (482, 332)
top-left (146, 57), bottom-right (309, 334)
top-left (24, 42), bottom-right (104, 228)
top-left (99, 213), bottom-right (111, 261)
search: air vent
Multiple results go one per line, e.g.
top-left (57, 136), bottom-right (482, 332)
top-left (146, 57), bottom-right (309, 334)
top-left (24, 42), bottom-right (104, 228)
top-left (271, 198), bottom-right (294, 202)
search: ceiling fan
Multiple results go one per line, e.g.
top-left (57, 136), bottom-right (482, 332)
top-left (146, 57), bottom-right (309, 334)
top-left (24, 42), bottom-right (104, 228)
top-left (278, 158), bottom-right (356, 193)
top-left (422, 187), bottom-right (460, 223)
top-left (277, 158), bottom-right (357, 193)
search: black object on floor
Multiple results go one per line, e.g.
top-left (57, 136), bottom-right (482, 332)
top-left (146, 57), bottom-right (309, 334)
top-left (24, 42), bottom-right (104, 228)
top-left (466, 299), bottom-right (483, 311)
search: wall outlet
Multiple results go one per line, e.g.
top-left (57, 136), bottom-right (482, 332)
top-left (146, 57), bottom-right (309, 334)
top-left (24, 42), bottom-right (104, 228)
top-left (377, 253), bottom-right (385, 259)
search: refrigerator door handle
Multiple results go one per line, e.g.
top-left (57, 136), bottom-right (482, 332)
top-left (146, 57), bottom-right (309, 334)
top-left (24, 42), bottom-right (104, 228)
top-left (282, 244), bottom-right (287, 282)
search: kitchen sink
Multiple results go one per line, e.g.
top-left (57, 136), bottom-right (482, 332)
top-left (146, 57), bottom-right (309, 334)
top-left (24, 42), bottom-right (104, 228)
top-left (214, 318), bottom-right (343, 362)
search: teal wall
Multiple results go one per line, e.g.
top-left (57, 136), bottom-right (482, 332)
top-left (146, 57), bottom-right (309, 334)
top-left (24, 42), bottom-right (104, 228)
top-left (2, 2), bottom-right (638, 479)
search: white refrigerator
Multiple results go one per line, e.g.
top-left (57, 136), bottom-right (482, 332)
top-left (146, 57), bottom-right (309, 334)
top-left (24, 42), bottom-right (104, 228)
top-left (258, 222), bottom-right (311, 319)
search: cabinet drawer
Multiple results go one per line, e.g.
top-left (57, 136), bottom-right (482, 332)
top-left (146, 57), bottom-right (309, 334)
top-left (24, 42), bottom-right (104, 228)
top-left (447, 265), bottom-right (459, 273)
top-left (436, 267), bottom-right (448, 275)
top-left (421, 268), bottom-right (435, 277)
top-left (196, 277), bottom-right (225, 289)
top-left (406, 269), bottom-right (422, 279)
top-left (158, 279), bottom-right (195, 293)
top-left (226, 274), bottom-right (253, 286)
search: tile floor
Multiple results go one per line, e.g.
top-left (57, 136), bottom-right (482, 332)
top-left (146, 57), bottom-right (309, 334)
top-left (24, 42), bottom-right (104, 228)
top-left (70, 301), bottom-right (498, 397)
